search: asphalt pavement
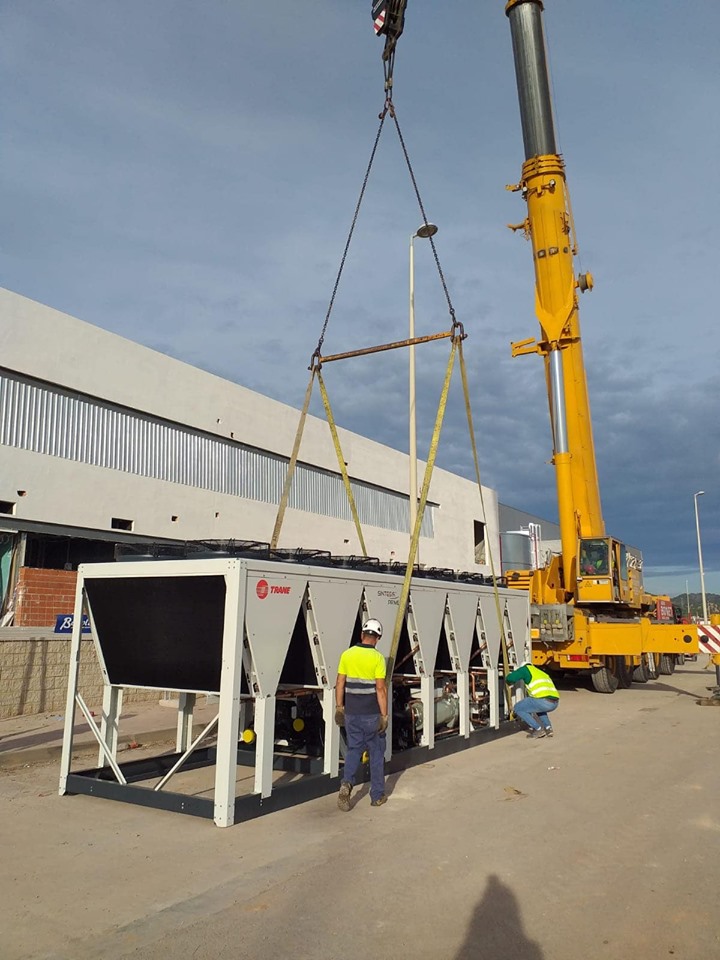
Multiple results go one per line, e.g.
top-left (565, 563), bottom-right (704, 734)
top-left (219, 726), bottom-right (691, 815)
top-left (2, 660), bottom-right (719, 960)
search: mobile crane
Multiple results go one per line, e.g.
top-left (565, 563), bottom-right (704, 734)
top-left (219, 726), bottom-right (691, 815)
top-left (501, 0), bottom-right (697, 690)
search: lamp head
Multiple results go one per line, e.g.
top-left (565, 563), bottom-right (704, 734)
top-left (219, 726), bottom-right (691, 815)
top-left (414, 222), bottom-right (438, 239)
top-left (695, 490), bottom-right (705, 498)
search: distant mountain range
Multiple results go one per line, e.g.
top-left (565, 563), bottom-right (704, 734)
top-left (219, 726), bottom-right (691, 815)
top-left (670, 592), bottom-right (720, 618)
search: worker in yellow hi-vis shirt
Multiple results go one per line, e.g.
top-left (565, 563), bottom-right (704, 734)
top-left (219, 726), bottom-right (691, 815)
top-left (506, 662), bottom-right (560, 740)
top-left (335, 619), bottom-right (388, 811)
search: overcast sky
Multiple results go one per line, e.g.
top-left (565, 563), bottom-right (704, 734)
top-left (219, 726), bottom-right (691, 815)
top-left (2, 1), bottom-right (718, 596)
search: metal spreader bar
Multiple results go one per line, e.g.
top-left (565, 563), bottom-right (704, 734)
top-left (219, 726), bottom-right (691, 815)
top-left (318, 329), bottom-right (452, 365)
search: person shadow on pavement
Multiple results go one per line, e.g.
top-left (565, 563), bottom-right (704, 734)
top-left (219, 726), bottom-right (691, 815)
top-left (454, 873), bottom-right (544, 960)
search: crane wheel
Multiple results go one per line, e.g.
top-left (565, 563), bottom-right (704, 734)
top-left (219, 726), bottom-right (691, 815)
top-left (646, 653), bottom-right (660, 681)
top-left (632, 658), bottom-right (650, 684)
top-left (658, 654), bottom-right (675, 676)
top-left (616, 657), bottom-right (634, 688)
top-left (591, 659), bottom-right (620, 694)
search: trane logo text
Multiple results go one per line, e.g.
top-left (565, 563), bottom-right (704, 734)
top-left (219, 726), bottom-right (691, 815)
top-left (256, 579), bottom-right (291, 600)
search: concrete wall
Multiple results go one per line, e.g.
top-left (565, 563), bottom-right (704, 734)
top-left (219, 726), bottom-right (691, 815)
top-left (0, 288), bottom-right (499, 572)
top-left (0, 627), bottom-right (157, 719)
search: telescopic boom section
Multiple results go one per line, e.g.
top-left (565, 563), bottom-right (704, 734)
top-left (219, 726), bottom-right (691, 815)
top-left (505, 0), bottom-right (605, 590)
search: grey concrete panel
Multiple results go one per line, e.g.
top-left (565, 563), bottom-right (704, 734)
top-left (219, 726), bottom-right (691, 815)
top-left (362, 578), bottom-right (405, 658)
top-left (446, 591), bottom-right (479, 669)
top-left (307, 578), bottom-right (365, 674)
top-left (506, 593), bottom-right (531, 663)
top-left (478, 595), bottom-right (503, 669)
top-left (244, 572), bottom-right (306, 697)
top-left (408, 586), bottom-right (447, 674)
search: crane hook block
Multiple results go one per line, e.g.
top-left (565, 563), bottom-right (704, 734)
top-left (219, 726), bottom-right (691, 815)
top-left (372, 1), bottom-right (408, 59)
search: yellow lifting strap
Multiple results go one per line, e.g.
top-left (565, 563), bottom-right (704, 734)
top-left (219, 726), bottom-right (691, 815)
top-left (270, 367), bottom-right (316, 551)
top-left (458, 340), bottom-right (514, 714)
top-left (386, 335), bottom-right (458, 677)
top-left (317, 369), bottom-right (368, 558)
top-left (270, 365), bottom-right (368, 557)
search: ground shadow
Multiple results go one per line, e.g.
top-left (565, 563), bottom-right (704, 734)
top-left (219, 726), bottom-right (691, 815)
top-left (0, 713), bottom-right (138, 753)
top-left (454, 874), bottom-right (544, 960)
top-left (626, 680), bottom-right (699, 698)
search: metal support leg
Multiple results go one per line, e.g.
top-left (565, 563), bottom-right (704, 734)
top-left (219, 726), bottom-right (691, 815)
top-left (457, 672), bottom-right (470, 738)
top-left (59, 578), bottom-right (86, 795)
top-left (98, 685), bottom-right (123, 767)
top-left (323, 687), bottom-right (339, 777)
top-left (213, 567), bottom-right (246, 828)
top-left (238, 698), bottom-right (248, 738)
top-left (176, 692), bottom-right (196, 752)
top-left (420, 675), bottom-right (435, 749)
top-left (253, 696), bottom-right (275, 799)
top-left (385, 681), bottom-right (393, 762)
top-left (487, 666), bottom-right (500, 729)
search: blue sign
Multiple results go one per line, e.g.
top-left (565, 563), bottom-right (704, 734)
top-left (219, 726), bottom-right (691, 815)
top-left (54, 614), bottom-right (91, 634)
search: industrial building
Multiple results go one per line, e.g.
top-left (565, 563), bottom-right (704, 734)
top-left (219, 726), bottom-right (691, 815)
top-left (0, 287), bottom-right (557, 718)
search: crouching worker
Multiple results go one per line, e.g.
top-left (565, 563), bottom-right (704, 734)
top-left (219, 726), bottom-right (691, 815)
top-left (506, 662), bottom-right (559, 739)
top-left (335, 619), bottom-right (389, 810)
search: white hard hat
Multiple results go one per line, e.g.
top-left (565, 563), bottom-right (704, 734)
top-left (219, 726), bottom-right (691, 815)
top-left (361, 618), bottom-right (383, 637)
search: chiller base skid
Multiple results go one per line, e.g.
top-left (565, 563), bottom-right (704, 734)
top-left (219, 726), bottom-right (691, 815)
top-left (58, 548), bottom-right (530, 827)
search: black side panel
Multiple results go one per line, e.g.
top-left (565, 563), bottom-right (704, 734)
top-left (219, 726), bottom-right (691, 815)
top-left (85, 575), bottom-right (226, 691)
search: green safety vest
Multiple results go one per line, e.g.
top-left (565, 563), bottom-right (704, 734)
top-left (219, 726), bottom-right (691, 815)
top-left (526, 665), bottom-right (559, 699)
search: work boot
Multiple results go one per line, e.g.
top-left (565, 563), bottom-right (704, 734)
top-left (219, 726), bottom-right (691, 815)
top-left (370, 794), bottom-right (387, 807)
top-left (337, 781), bottom-right (353, 812)
top-left (526, 728), bottom-right (546, 739)
top-left (544, 727), bottom-right (554, 737)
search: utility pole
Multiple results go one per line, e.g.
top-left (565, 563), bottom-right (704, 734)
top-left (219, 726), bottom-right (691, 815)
top-left (694, 491), bottom-right (708, 623)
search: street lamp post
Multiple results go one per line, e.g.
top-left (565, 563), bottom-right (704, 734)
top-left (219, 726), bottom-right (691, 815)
top-left (694, 490), bottom-right (708, 623)
top-left (409, 222), bottom-right (438, 548)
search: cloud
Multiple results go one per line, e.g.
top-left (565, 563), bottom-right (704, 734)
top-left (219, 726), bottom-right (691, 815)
top-left (2, 0), bottom-right (719, 595)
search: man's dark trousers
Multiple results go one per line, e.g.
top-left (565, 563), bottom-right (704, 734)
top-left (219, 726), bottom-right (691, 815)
top-left (343, 713), bottom-right (386, 802)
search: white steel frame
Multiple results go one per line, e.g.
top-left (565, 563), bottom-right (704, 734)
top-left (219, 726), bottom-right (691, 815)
top-left (59, 557), bottom-right (529, 827)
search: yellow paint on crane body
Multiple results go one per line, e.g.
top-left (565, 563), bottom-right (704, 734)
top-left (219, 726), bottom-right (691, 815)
top-left (507, 150), bottom-right (698, 667)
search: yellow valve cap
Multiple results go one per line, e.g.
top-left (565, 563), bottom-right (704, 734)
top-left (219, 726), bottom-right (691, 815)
top-left (292, 718), bottom-right (305, 733)
top-left (361, 750), bottom-right (369, 764)
top-left (241, 728), bottom-right (256, 744)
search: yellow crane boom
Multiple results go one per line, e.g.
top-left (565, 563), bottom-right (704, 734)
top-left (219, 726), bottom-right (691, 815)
top-left (502, 0), bottom-right (698, 689)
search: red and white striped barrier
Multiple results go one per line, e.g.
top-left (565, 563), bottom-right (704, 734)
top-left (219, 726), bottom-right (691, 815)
top-left (697, 624), bottom-right (720, 655)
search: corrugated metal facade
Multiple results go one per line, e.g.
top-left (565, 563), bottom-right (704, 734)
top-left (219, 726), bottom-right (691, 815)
top-left (0, 370), bottom-right (434, 537)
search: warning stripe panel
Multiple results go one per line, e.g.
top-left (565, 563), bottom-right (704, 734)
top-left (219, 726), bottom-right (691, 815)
top-left (698, 625), bottom-right (720, 654)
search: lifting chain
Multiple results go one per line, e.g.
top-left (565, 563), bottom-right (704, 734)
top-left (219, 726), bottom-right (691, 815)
top-left (312, 20), bottom-right (460, 365)
top-left (311, 113), bottom-right (387, 367)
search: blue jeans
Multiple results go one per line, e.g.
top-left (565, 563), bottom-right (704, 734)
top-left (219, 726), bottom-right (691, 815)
top-left (514, 696), bottom-right (558, 731)
top-left (342, 713), bottom-right (386, 802)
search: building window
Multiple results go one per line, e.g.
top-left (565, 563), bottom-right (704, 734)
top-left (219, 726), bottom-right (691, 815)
top-left (0, 500), bottom-right (16, 515)
top-left (473, 520), bottom-right (486, 565)
top-left (111, 517), bottom-right (134, 531)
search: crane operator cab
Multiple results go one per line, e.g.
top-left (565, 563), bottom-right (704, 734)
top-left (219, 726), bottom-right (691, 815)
top-left (576, 538), bottom-right (643, 608)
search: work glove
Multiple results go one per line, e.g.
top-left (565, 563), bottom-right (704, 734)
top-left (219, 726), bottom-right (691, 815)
top-left (334, 706), bottom-right (345, 727)
top-left (377, 715), bottom-right (389, 734)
